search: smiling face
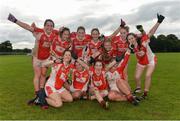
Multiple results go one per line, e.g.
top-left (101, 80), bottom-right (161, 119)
top-left (61, 30), bottom-right (70, 41)
top-left (127, 34), bottom-right (137, 45)
top-left (44, 21), bottom-right (54, 35)
top-left (63, 51), bottom-right (72, 63)
top-left (94, 61), bottom-right (103, 72)
top-left (75, 61), bottom-right (83, 71)
top-left (104, 40), bottom-right (112, 51)
top-left (120, 28), bottom-right (128, 40)
top-left (77, 28), bottom-right (85, 40)
top-left (91, 29), bottom-right (100, 41)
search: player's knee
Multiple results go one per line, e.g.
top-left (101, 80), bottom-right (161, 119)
top-left (145, 74), bottom-right (151, 80)
top-left (54, 101), bottom-right (63, 108)
top-left (41, 73), bottom-right (46, 77)
top-left (66, 96), bottom-right (73, 102)
top-left (135, 75), bottom-right (140, 81)
top-left (108, 92), bottom-right (115, 100)
top-left (73, 92), bottom-right (80, 100)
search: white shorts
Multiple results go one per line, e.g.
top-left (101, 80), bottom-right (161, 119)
top-left (138, 56), bottom-right (157, 68)
top-left (70, 85), bottom-right (88, 92)
top-left (45, 83), bottom-right (66, 97)
top-left (109, 83), bottom-right (119, 92)
top-left (33, 56), bottom-right (51, 67)
top-left (99, 90), bottom-right (108, 97)
top-left (70, 81), bottom-right (89, 92)
top-left (93, 89), bottom-right (108, 97)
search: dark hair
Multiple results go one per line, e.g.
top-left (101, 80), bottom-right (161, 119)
top-left (62, 49), bottom-right (72, 64)
top-left (44, 19), bottom-right (55, 27)
top-left (120, 26), bottom-right (129, 32)
top-left (77, 26), bottom-right (85, 32)
top-left (91, 28), bottom-right (100, 34)
top-left (127, 33), bottom-right (141, 47)
top-left (93, 59), bottom-right (105, 68)
top-left (126, 33), bottom-right (136, 39)
top-left (59, 27), bottom-right (70, 38)
top-left (63, 49), bottom-right (71, 56)
top-left (102, 38), bottom-right (111, 51)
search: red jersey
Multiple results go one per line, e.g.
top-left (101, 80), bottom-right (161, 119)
top-left (51, 36), bottom-right (71, 57)
top-left (112, 36), bottom-right (128, 56)
top-left (33, 28), bottom-right (58, 60)
top-left (88, 40), bottom-right (103, 56)
top-left (116, 53), bottom-right (130, 79)
top-left (72, 69), bottom-right (89, 90)
top-left (90, 67), bottom-right (108, 90)
top-left (133, 34), bottom-right (156, 65)
top-left (72, 37), bottom-right (90, 58)
top-left (55, 63), bottom-right (74, 89)
top-left (99, 48), bottom-right (116, 65)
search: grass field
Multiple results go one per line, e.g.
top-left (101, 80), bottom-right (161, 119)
top-left (0, 53), bottom-right (180, 120)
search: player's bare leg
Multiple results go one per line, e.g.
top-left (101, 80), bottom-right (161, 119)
top-left (143, 64), bottom-right (155, 99)
top-left (134, 64), bottom-right (145, 93)
top-left (108, 90), bottom-right (127, 101)
top-left (46, 92), bottom-right (63, 108)
top-left (60, 90), bottom-right (73, 102)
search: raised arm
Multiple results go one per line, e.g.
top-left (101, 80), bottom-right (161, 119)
top-left (148, 13), bottom-right (165, 37)
top-left (71, 51), bottom-right (90, 70)
top-left (105, 49), bottom-right (130, 71)
top-left (136, 14), bottom-right (165, 38)
top-left (8, 13), bottom-right (34, 32)
top-left (116, 49), bottom-right (130, 72)
top-left (108, 19), bottom-right (126, 39)
top-left (77, 59), bottom-right (90, 70)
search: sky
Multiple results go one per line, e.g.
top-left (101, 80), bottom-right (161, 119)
top-left (0, 0), bottom-right (180, 49)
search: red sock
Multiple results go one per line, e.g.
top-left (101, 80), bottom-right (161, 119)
top-left (126, 94), bottom-right (133, 102)
top-left (144, 91), bottom-right (148, 96)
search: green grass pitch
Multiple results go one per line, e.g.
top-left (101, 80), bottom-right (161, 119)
top-left (0, 53), bottom-right (180, 120)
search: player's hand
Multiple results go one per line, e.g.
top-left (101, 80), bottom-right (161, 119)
top-left (89, 56), bottom-right (95, 65)
top-left (99, 34), bottom-right (105, 41)
top-left (120, 19), bottom-right (126, 27)
top-left (8, 13), bottom-right (17, 23)
top-left (157, 13), bottom-right (165, 23)
top-left (71, 51), bottom-right (78, 60)
top-left (136, 25), bottom-right (144, 33)
top-left (115, 52), bottom-right (125, 62)
top-left (129, 43), bottom-right (134, 50)
top-left (59, 26), bottom-right (64, 32)
top-left (31, 22), bottom-right (37, 28)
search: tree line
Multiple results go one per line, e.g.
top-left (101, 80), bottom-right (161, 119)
top-left (0, 40), bottom-right (31, 55)
top-left (150, 34), bottom-right (180, 52)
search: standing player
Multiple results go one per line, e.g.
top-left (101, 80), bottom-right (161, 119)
top-left (51, 27), bottom-right (72, 59)
top-left (8, 13), bottom-right (58, 109)
top-left (127, 14), bottom-right (165, 99)
top-left (72, 26), bottom-right (91, 59)
top-left (111, 19), bottom-right (130, 89)
top-left (87, 28), bottom-right (103, 57)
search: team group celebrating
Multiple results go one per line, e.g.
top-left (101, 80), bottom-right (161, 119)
top-left (8, 13), bottom-right (165, 109)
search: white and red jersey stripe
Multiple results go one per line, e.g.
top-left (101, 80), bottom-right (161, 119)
top-left (32, 27), bottom-right (58, 60)
top-left (72, 37), bottom-right (91, 58)
top-left (51, 36), bottom-right (72, 58)
top-left (112, 35), bottom-right (128, 56)
top-left (55, 63), bottom-right (74, 90)
top-left (133, 34), bottom-right (157, 65)
top-left (88, 40), bottom-right (103, 56)
top-left (89, 67), bottom-right (108, 91)
top-left (72, 69), bottom-right (89, 90)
